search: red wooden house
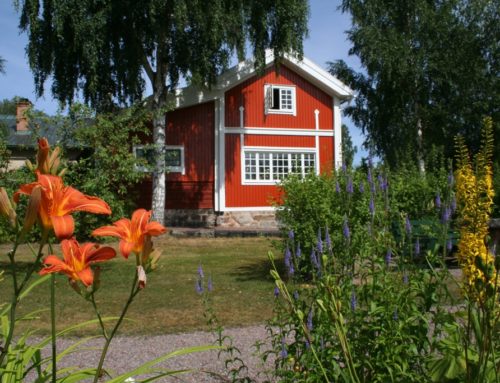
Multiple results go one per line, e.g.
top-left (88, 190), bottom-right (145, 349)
top-left (137, 51), bottom-right (353, 228)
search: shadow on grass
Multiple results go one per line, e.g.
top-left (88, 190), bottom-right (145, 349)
top-left (0, 260), bottom-right (41, 276)
top-left (231, 258), bottom-right (286, 282)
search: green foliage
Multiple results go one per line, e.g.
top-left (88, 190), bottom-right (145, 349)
top-left (17, 0), bottom-right (309, 110)
top-left (0, 56), bottom-right (5, 74)
top-left (59, 104), bottom-right (150, 238)
top-left (329, 0), bottom-right (499, 169)
top-left (277, 161), bottom-right (452, 279)
top-left (342, 124), bottom-right (357, 168)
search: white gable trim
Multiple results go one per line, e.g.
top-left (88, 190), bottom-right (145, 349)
top-left (168, 51), bottom-right (354, 110)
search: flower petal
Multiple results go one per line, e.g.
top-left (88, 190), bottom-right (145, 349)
top-left (39, 255), bottom-right (71, 276)
top-left (60, 238), bottom-right (81, 266)
top-left (92, 219), bottom-right (130, 238)
top-left (131, 209), bottom-right (151, 235)
top-left (13, 181), bottom-right (39, 203)
top-left (85, 245), bottom-right (116, 264)
top-left (119, 240), bottom-right (135, 259)
top-left (62, 187), bottom-right (111, 215)
top-left (77, 268), bottom-right (94, 287)
top-left (51, 215), bottom-right (75, 239)
top-left (145, 221), bottom-right (167, 236)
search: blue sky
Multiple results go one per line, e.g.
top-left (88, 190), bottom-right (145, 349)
top-left (0, 0), bottom-right (366, 161)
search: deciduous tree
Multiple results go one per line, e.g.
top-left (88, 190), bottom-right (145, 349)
top-left (329, 0), bottom-right (499, 170)
top-left (17, 0), bottom-right (309, 223)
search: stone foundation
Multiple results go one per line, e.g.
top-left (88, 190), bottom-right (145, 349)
top-left (216, 211), bottom-right (279, 229)
top-left (165, 209), bottom-right (216, 228)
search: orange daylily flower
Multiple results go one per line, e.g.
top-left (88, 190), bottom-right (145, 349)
top-left (14, 173), bottom-right (111, 239)
top-left (39, 238), bottom-right (116, 286)
top-left (92, 209), bottom-right (166, 259)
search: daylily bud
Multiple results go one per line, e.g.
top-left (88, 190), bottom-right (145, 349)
top-left (36, 138), bottom-right (50, 174)
top-left (148, 249), bottom-right (161, 271)
top-left (0, 187), bottom-right (16, 227)
top-left (21, 185), bottom-right (41, 234)
top-left (137, 265), bottom-right (147, 289)
top-left (25, 159), bottom-right (34, 171)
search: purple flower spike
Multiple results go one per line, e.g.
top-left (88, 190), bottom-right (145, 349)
top-left (324, 227), bottom-right (331, 250)
top-left (343, 218), bottom-right (350, 240)
top-left (307, 309), bottom-right (313, 331)
top-left (342, 162), bottom-right (347, 173)
top-left (448, 171), bottom-right (454, 186)
top-left (284, 246), bottom-right (291, 266)
top-left (317, 228), bottom-right (323, 253)
top-left (207, 276), bottom-right (213, 292)
top-left (405, 216), bottom-right (412, 235)
top-left (369, 197), bottom-right (375, 216)
top-left (195, 279), bottom-right (203, 294)
top-left (385, 249), bottom-right (392, 265)
top-left (198, 265), bottom-right (204, 279)
top-left (447, 239), bottom-right (453, 252)
top-left (335, 181), bottom-right (340, 193)
top-left (393, 308), bottom-right (398, 321)
top-left (296, 244), bottom-right (302, 259)
top-left (305, 340), bottom-right (310, 349)
top-left (310, 248), bottom-right (321, 271)
top-left (403, 273), bottom-right (409, 284)
top-left (441, 207), bottom-right (451, 224)
top-left (288, 230), bottom-right (295, 240)
top-left (281, 338), bottom-right (288, 359)
top-left (378, 175), bottom-right (388, 192)
top-left (359, 181), bottom-right (365, 193)
top-left (415, 238), bottom-right (421, 256)
top-left (293, 290), bottom-right (299, 300)
top-left (451, 196), bottom-right (457, 212)
top-left (350, 290), bottom-right (357, 311)
top-left (346, 177), bottom-right (353, 194)
top-left (435, 193), bottom-right (442, 208)
top-left (274, 286), bottom-right (280, 298)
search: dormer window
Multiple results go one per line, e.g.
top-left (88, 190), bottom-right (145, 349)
top-left (264, 85), bottom-right (296, 116)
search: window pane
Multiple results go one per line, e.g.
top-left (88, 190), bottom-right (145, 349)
top-left (280, 89), bottom-right (293, 110)
top-left (136, 147), bottom-right (155, 166)
top-left (290, 153), bottom-right (301, 175)
top-left (245, 152), bottom-right (257, 180)
top-left (272, 153), bottom-right (288, 180)
top-left (165, 149), bottom-right (182, 167)
top-left (303, 153), bottom-right (315, 174)
top-left (259, 152), bottom-right (271, 180)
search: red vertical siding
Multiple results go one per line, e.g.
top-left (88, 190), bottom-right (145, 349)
top-left (225, 135), bottom-right (283, 208)
top-left (319, 136), bottom-right (334, 175)
top-left (244, 135), bottom-right (315, 147)
top-left (165, 101), bottom-right (215, 208)
top-left (225, 65), bottom-right (333, 130)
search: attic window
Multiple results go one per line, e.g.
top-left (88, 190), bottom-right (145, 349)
top-left (264, 85), bottom-right (296, 116)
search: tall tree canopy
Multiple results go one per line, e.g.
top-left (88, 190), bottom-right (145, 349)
top-left (17, 0), bottom-right (309, 222)
top-left (329, 0), bottom-right (499, 169)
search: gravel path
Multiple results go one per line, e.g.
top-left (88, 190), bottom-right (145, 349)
top-left (33, 325), bottom-right (276, 383)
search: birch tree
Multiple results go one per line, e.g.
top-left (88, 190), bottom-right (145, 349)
top-left (16, 0), bottom-right (309, 223)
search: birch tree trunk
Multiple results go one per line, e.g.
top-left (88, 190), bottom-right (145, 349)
top-left (151, 97), bottom-right (166, 224)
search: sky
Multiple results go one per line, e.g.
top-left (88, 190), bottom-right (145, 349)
top-left (0, 0), bottom-right (366, 161)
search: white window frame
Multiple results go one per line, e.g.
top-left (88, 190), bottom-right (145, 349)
top-left (133, 145), bottom-right (185, 174)
top-left (264, 84), bottom-right (297, 116)
top-left (241, 146), bottom-right (317, 185)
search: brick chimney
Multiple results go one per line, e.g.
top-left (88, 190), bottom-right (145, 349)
top-left (16, 99), bottom-right (32, 132)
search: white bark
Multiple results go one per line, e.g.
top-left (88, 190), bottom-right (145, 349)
top-left (151, 103), bottom-right (166, 224)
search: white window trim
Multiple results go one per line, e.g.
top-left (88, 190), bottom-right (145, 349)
top-left (133, 145), bottom-right (186, 175)
top-left (264, 84), bottom-right (297, 116)
top-left (241, 146), bottom-right (317, 185)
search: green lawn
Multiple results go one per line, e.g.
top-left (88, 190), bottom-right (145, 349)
top-left (0, 236), bottom-right (282, 335)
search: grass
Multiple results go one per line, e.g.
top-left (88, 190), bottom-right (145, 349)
top-left (0, 236), bottom-right (283, 335)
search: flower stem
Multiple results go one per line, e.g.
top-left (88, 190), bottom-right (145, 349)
top-left (93, 271), bottom-right (139, 382)
top-left (0, 238), bottom-right (46, 368)
top-left (50, 273), bottom-right (57, 383)
top-left (91, 293), bottom-right (109, 340)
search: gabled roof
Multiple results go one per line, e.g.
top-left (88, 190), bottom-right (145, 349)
top-left (170, 50), bottom-right (354, 109)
